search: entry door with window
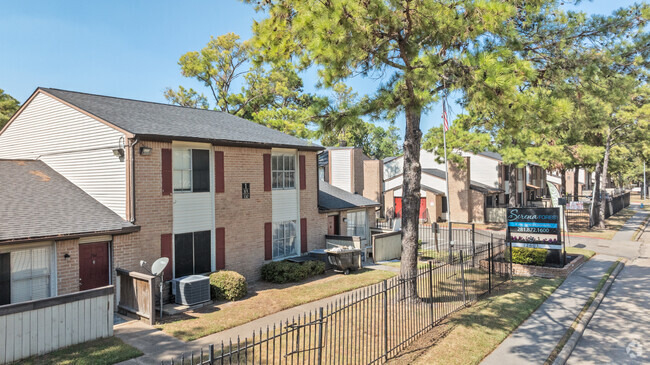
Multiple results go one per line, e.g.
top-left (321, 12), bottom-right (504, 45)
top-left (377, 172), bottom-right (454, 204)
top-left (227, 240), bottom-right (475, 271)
top-left (79, 242), bottom-right (110, 291)
top-left (174, 231), bottom-right (211, 278)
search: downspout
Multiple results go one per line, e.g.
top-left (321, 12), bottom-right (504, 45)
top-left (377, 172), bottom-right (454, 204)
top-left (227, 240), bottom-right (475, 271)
top-left (129, 138), bottom-right (139, 223)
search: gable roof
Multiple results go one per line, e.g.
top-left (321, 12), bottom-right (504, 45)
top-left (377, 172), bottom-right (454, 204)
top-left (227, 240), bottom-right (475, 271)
top-left (319, 181), bottom-right (380, 212)
top-left (38, 88), bottom-right (322, 151)
top-left (0, 160), bottom-right (137, 243)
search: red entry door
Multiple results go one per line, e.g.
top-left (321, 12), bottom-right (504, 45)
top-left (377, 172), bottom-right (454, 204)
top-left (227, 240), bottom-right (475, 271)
top-left (394, 197), bottom-right (427, 219)
top-left (79, 242), bottom-right (109, 291)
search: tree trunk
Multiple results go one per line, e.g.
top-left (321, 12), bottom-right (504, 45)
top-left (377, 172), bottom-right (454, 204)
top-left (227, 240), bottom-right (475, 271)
top-left (598, 136), bottom-right (612, 229)
top-left (509, 164), bottom-right (517, 207)
top-left (593, 162), bottom-right (601, 228)
top-left (561, 169), bottom-right (566, 197)
top-left (399, 103), bottom-right (422, 299)
top-left (573, 166), bottom-right (580, 201)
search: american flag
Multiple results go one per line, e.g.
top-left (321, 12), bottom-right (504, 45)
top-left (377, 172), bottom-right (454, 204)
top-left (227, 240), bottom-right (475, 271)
top-left (442, 101), bottom-right (449, 132)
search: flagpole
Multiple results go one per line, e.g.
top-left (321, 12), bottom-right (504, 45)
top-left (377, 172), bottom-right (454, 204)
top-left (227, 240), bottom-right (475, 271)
top-left (442, 100), bottom-right (451, 225)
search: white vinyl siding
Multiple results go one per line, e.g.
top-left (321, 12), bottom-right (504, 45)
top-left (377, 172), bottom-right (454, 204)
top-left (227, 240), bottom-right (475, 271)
top-left (383, 157), bottom-right (403, 180)
top-left (271, 149), bottom-right (301, 258)
top-left (469, 155), bottom-right (501, 188)
top-left (330, 149), bottom-right (352, 192)
top-left (171, 142), bottom-right (215, 272)
top-left (0, 92), bottom-right (127, 218)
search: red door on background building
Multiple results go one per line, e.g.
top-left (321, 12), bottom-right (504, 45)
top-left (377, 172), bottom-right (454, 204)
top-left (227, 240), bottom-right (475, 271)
top-left (79, 242), bottom-right (109, 291)
top-left (394, 197), bottom-right (427, 219)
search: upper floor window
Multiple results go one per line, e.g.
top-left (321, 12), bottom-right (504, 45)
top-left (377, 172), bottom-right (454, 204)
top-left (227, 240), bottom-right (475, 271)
top-left (173, 149), bottom-right (210, 192)
top-left (272, 155), bottom-right (295, 190)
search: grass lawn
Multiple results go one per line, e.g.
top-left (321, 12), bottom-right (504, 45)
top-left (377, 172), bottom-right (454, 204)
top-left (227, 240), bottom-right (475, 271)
top-left (157, 269), bottom-right (396, 341)
top-left (387, 276), bottom-right (563, 365)
top-left (565, 246), bottom-right (596, 260)
top-left (380, 260), bottom-right (430, 269)
top-left (568, 207), bottom-right (638, 240)
top-left (14, 337), bottom-right (142, 365)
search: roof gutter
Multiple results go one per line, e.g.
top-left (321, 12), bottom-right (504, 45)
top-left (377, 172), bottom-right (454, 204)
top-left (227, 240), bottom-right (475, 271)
top-left (129, 138), bottom-right (139, 223)
top-left (0, 225), bottom-right (141, 246)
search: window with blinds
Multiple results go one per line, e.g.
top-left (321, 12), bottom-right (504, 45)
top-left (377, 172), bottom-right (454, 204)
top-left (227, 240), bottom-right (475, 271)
top-left (346, 210), bottom-right (367, 239)
top-left (0, 245), bottom-right (53, 305)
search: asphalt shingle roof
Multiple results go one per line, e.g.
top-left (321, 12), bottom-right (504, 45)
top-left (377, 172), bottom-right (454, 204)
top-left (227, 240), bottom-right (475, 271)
top-left (0, 160), bottom-right (136, 242)
top-left (319, 182), bottom-right (380, 212)
top-left (41, 88), bottom-right (322, 150)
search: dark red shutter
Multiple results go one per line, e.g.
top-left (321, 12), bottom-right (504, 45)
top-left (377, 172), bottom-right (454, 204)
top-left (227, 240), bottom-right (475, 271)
top-left (263, 154), bottom-right (271, 191)
top-left (215, 151), bottom-right (225, 194)
top-left (215, 227), bottom-right (225, 270)
top-left (299, 155), bottom-right (306, 190)
top-left (300, 218), bottom-right (308, 253)
top-left (264, 222), bottom-right (273, 260)
top-left (160, 233), bottom-right (173, 279)
top-left (162, 148), bottom-right (172, 195)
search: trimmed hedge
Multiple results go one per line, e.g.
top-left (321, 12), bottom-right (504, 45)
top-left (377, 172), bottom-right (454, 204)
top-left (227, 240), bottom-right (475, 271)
top-left (209, 270), bottom-right (248, 301)
top-left (506, 247), bottom-right (548, 266)
top-left (261, 260), bottom-right (326, 284)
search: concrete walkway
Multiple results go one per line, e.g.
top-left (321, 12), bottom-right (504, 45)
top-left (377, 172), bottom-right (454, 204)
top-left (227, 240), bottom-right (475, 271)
top-left (481, 254), bottom-right (619, 365)
top-left (566, 234), bottom-right (650, 364)
top-left (612, 205), bottom-right (650, 241)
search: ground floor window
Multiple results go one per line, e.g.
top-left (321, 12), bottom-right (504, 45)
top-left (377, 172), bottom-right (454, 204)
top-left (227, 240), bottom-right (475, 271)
top-left (0, 244), bottom-right (54, 305)
top-left (273, 221), bottom-right (297, 259)
top-left (441, 196), bottom-right (448, 213)
top-left (174, 231), bottom-right (211, 278)
top-left (346, 210), bottom-right (367, 239)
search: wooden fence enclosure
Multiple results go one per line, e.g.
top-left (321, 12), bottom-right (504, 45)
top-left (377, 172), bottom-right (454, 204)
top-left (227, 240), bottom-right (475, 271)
top-left (116, 268), bottom-right (156, 325)
top-left (0, 286), bottom-right (114, 364)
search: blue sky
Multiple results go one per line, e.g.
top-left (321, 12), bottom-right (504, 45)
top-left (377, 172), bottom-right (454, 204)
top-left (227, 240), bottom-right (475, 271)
top-left (0, 0), bottom-right (640, 137)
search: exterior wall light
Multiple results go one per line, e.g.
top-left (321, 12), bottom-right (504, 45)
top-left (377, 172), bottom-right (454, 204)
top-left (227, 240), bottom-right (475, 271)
top-left (140, 146), bottom-right (152, 155)
top-left (113, 148), bottom-right (125, 158)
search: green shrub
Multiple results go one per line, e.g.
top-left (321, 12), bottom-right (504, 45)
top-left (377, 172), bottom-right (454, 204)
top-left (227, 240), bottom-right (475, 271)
top-left (261, 260), bottom-right (326, 283)
top-left (209, 270), bottom-right (248, 301)
top-left (506, 247), bottom-right (548, 266)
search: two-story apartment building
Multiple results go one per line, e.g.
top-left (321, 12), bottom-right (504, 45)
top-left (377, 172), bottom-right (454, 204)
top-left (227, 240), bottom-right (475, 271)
top-left (0, 87), bottom-right (329, 304)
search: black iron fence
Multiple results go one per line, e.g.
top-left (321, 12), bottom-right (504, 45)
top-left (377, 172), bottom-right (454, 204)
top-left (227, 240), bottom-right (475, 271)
top-left (165, 235), bottom-right (510, 365)
top-left (565, 192), bottom-right (631, 228)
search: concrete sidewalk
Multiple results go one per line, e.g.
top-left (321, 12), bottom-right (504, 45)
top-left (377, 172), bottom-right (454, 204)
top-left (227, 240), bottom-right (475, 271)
top-left (566, 235), bottom-right (650, 364)
top-left (481, 254), bottom-right (619, 365)
top-left (612, 205), bottom-right (650, 241)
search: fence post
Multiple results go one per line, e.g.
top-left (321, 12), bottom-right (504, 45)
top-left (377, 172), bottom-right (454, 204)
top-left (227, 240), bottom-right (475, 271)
top-left (471, 223), bottom-right (476, 268)
top-left (382, 279), bottom-right (389, 362)
top-left (460, 250), bottom-right (467, 305)
top-left (208, 344), bottom-right (214, 365)
top-left (433, 222), bottom-right (439, 252)
top-left (488, 233), bottom-right (493, 294)
top-left (509, 240), bottom-right (513, 281)
top-left (448, 222), bottom-right (453, 264)
top-left (317, 306), bottom-right (324, 365)
top-left (428, 260), bottom-right (434, 325)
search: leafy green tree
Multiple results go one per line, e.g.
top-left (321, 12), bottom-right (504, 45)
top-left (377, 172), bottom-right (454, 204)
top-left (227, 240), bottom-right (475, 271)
top-left (0, 89), bottom-right (20, 129)
top-left (245, 0), bottom-right (537, 290)
top-left (166, 33), bottom-right (325, 138)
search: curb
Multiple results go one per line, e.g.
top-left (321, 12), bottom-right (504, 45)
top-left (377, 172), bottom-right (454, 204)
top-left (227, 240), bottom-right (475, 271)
top-left (552, 260), bottom-right (626, 365)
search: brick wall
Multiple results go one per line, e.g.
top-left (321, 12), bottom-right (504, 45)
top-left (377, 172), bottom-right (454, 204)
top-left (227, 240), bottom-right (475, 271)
top-left (362, 159), bottom-right (383, 204)
top-left (113, 140), bottom-right (173, 283)
top-left (471, 189), bottom-right (485, 223)
top-left (448, 157), bottom-right (471, 223)
top-left (56, 239), bottom-right (80, 295)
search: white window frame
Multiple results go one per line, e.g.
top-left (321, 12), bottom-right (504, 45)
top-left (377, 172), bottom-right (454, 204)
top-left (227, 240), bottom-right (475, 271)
top-left (346, 210), bottom-right (368, 240)
top-left (271, 154), bottom-right (296, 190)
top-left (173, 148), bottom-right (210, 193)
top-left (272, 220), bottom-right (298, 260)
top-left (0, 242), bottom-right (56, 304)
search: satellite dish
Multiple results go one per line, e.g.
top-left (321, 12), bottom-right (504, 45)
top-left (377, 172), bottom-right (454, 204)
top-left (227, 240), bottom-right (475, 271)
top-left (151, 257), bottom-right (169, 277)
